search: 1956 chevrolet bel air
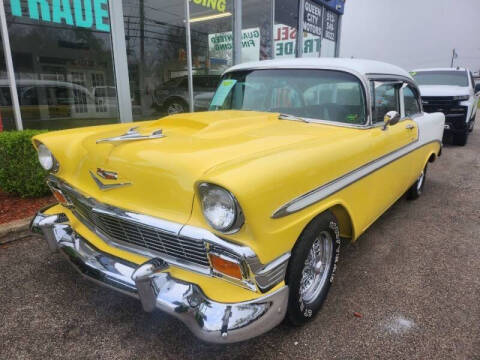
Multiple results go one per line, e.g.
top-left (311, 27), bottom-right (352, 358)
top-left (31, 58), bottom-right (445, 343)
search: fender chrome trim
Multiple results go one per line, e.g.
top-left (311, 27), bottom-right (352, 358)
top-left (272, 140), bottom-right (441, 219)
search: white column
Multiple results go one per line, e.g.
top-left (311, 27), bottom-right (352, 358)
top-left (0, 0), bottom-right (22, 130)
top-left (185, 0), bottom-right (194, 112)
top-left (109, 0), bottom-right (133, 123)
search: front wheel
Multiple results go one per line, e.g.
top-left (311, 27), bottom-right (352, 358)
top-left (286, 211), bottom-right (340, 326)
top-left (407, 165), bottom-right (427, 200)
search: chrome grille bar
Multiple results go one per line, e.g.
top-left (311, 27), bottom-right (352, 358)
top-left (60, 187), bottom-right (211, 268)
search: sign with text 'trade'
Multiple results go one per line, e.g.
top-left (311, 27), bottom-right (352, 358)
top-left (9, 0), bottom-right (110, 32)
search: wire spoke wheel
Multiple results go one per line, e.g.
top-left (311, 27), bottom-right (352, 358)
top-left (298, 230), bottom-right (333, 305)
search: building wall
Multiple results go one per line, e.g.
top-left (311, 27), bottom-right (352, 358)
top-left (0, 0), bottom-right (342, 131)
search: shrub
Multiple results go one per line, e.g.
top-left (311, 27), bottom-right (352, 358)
top-left (0, 130), bottom-right (50, 197)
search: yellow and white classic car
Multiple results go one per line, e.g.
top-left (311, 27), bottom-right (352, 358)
top-left (31, 59), bottom-right (445, 343)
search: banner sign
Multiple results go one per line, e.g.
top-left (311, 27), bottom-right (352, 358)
top-left (208, 28), bottom-right (261, 65)
top-left (303, 0), bottom-right (323, 37)
top-left (312, 0), bottom-right (345, 15)
top-left (323, 9), bottom-right (338, 42)
top-left (192, 0), bottom-right (227, 13)
top-left (274, 24), bottom-right (320, 59)
top-left (9, 0), bottom-right (110, 32)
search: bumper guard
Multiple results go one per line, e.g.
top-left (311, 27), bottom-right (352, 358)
top-left (30, 211), bottom-right (289, 343)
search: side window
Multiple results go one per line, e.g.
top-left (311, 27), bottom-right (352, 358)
top-left (403, 85), bottom-right (421, 117)
top-left (372, 81), bottom-right (400, 123)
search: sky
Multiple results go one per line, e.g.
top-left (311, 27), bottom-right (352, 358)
top-left (340, 0), bottom-right (480, 73)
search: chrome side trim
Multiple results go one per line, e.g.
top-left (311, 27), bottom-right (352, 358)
top-left (31, 212), bottom-right (289, 344)
top-left (272, 140), bottom-right (441, 219)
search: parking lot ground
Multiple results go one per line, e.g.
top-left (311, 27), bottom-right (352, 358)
top-left (1, 116), bottom-right (480, 360)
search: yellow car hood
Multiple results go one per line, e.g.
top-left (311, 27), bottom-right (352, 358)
top-left (36, 110), bottom-right (357, 224)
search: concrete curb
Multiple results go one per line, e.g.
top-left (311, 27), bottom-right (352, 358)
top-left (0, 218), bottom-right (32, 245)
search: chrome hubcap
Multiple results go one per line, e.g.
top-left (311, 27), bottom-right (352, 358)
top-left (417, 170), bottom-right (425, 192)
top-left (299, 231), bottom-right (333, 305)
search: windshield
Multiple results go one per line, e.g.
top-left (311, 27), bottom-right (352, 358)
top-left (412, 71), bottom-right (469, 87)
top-left (209, 69), bottom-right (367, 125)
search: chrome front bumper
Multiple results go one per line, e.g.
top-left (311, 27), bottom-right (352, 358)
top-left (31, 211), bottom-right (289, 344)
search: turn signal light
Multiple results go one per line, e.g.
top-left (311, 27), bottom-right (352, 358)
top-left (209, 253), bottom-right (243, 280)
top-left (52, 188), bottom-right (68, 205)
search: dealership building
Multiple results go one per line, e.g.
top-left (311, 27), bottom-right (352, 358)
top-left (0, 0), bottom-right (345, 131)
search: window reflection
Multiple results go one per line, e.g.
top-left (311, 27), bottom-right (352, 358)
top-left (5, 0), bottom-right (119, 130)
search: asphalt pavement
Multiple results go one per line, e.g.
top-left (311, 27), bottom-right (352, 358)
top-left (1, 114), bottom-right (479, 359)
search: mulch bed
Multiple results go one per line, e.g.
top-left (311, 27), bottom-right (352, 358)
top-left (0, 191), bottom-right (55, 225)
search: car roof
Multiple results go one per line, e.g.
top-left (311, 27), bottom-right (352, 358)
top-left (412, 67), bottom-right (469, 72)
top-left (224, 58), bottom-right (413, 80)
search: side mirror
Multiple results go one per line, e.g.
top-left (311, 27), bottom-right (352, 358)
top-left (475, 83), bottom-right (480, 95)
top-left (383, 110), bottom-right (401, 130)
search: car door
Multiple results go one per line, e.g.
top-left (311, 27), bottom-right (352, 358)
top-left (363, 80), bottom-right (419, 228)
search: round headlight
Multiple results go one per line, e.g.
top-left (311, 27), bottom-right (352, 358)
top-left (37, 143), bottom-right (55, 171)
top-left (198, 183), bottom-right (243, 233)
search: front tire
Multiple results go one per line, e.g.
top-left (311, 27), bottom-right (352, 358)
top-left (407, 165), bottom-right (427, 200)
top-left (286, 211), bottom-right (340, 326)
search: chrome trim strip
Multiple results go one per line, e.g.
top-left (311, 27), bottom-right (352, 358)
top-left (31, 213), bottom-right (289, 343)
top-left (272, 140), bottom-right (441, 219)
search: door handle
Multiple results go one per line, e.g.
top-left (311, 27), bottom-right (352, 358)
top-left (405, 124), bottom-right (415, 130)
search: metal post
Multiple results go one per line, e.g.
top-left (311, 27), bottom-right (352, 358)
top-left (185, 0), bottom-right (194, 112)
top-left (269, 0), bottom-right (275, 59)
top-left (0, 0), bottom-right (22, 130)
top-left (297, 0), bottom-right (305, 57)
top-left (233, 0), bottom-right (242, 64)
top-left (109, 0), bottom-right (133, 123)
top-left (334, 15), bottom-right (342, 58)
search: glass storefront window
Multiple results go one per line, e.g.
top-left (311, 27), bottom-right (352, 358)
top-left (123, 0), bottom-right (188, 120)
top-left (0, 31), bottom-right (16, 131)
top-left (5, 0), bottom-right (119, 130)
top-left (274, 0), bottom-right (299, 59)
top-left (243, 0), bottom-right (273, 61)
top-left (189, 0), bottom-right (233, 112)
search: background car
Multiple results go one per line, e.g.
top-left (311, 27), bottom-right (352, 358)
top-left (411, 67), bottom-right (480, 146)
top-left (154, 75), bottom-right (220, 114)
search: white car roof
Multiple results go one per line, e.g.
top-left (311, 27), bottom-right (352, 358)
top-left (225, 58), bottom-right (413, 80)
top-left (412, 67), bottom-right (469, 72)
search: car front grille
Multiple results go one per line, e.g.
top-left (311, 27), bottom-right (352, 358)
top-left (61, 187), bottom-right (211, 268)
top-left (421, 96), bottom-right (468, 127)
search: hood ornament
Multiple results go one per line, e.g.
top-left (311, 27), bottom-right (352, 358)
top-left (96, 127), bottom-right (165, 144)
top-left (89, 171), bottom-right (131, 191)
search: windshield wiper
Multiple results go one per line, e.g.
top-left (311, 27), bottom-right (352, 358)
top-left (278, 113), bottom-right (310, 123)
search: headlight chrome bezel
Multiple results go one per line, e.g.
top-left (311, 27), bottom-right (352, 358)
top-left (453, 95), bottom-right (470, 101)
top-left (197, 182), bottom-right (245, 234)
top-left (36, 142), bottom-right (59, 173)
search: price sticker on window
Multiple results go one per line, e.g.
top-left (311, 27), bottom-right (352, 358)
top-left (210, 79), bottom-right (237, 108)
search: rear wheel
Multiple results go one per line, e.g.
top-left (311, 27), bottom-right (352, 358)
top-left (407, 165), bottom-right (427, 200)
top-left (165, 99), bottom-right (188, 115)
top-left (286, 211), bottom-right (340, 326)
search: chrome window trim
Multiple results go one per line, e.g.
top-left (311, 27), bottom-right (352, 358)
top-left (47, 175), bottom-right (290, 293)
top-left (272, 139), bottom-right (439, 219)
